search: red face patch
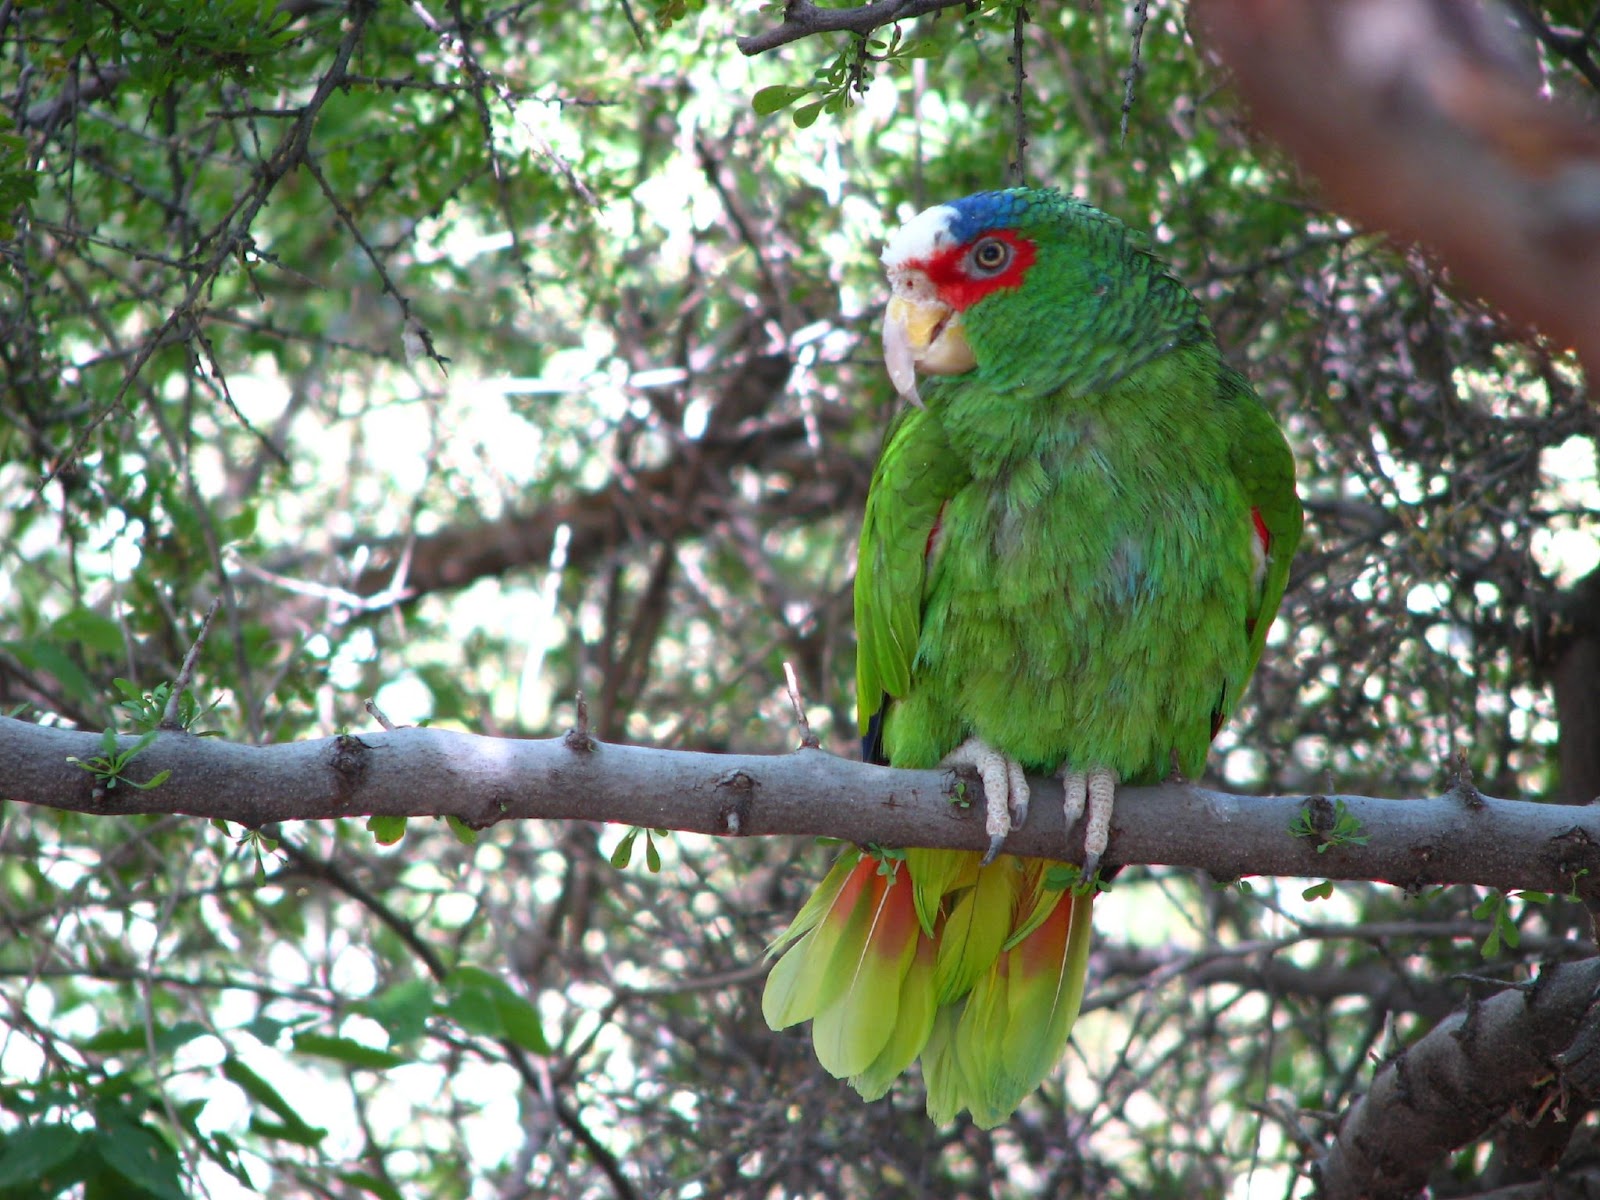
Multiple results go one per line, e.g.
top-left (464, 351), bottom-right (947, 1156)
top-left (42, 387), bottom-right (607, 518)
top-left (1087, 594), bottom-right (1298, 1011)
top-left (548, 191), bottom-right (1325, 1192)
top-left (907, 228), bottom-right (1037, 312)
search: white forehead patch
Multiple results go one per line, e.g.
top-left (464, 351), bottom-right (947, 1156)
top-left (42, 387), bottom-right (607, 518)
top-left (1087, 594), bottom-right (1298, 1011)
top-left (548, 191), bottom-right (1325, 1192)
top-left (881, 203), bottom-right (958, 269)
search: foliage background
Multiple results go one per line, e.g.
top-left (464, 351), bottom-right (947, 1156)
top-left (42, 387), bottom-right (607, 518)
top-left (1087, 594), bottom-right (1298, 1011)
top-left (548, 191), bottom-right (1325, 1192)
top-left (2, 1), bottom-right (1599, 1197)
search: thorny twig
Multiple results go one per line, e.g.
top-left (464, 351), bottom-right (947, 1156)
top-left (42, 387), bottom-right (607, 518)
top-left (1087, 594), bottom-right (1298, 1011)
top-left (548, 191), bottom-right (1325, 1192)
top-left (160, 599), bottom-right (222, 731)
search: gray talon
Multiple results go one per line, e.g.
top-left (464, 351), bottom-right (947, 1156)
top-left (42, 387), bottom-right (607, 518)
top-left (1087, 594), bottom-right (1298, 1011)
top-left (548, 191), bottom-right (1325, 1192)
top-left (942, 738), bottom-right (1030, 864)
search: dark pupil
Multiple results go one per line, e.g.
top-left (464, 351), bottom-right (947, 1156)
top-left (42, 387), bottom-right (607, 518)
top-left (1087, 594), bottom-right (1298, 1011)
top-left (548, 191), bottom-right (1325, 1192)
top-left (977, 241), bottom-right (1004, 268)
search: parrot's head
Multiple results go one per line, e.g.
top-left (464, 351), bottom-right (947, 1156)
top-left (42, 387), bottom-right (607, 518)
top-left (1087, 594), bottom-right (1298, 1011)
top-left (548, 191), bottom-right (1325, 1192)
top-left (880, 188), bottom-right (1203, 409)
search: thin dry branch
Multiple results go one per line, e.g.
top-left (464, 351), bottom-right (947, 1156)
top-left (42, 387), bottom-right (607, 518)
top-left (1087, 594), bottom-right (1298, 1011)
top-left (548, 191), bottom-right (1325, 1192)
top-left (7, 716), bottom-right (1600, 896)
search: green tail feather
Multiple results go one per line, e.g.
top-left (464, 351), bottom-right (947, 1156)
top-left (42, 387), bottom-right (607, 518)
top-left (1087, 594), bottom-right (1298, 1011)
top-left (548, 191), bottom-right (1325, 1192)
top-left (921, 1004), bottom-right (970, 1125)
top-left (932, 858), bottom-right (1017, 1005)
top-left (811, 860), bottom-right (923, 1077)
top-left (762, 849), bottom-right (865, 1030)
top-left (765, 848), bottom-right (1096, 1128)
top-left (1000, 887), bottom-right (1094, 1091)
top-left (905, 847), bottom-right (974, 936)
top-left (849, 933), bottom-right (937, 1100)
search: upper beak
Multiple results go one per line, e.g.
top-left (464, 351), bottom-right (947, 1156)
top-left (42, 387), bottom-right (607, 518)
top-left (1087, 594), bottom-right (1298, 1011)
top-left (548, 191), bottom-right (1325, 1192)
top-left (881, 277), bottom-right (975, 407)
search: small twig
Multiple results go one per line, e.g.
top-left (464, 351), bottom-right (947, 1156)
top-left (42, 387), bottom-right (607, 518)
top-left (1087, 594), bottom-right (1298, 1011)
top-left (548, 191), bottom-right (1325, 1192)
top-left (411, 0), bottom-right (600, 209)
top-left (1120, 0), bottom-right (1150, 148)
top-left (615, 0), bottom-right (647, 50)
top-left (364, 700), bottom-right (398, 731)
top-left (160, 599), bottom-right (221, 730)
top-left (1008, 5), bottom-right (1030, 185)
top-left (1448, 748), bottom-right (1484, 809)
top-left (186, 313), bottom-right (290, 468)
top-left (565, 692), bottom-right (597, 753)
top-left (1246, 1096), bottom-right (1325, 1158)
top-left (782, 661), bottom-right (820, 750)
top-left (300, 153), bottom-right (450, 375)
top-left (233, 544), bottom-right (416, 612)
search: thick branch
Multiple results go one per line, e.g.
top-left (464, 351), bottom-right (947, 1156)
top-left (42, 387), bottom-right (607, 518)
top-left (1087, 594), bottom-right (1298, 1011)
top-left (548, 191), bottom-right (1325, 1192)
top-left (1319, 958), bottom-right (1600, 1200)
top-left (340, 430), bottom-right (849, 602)
top-left (6, 717), bottom-right (1600, 895)
top-left (329, 354), bottom-right (825, 603)
top-left (735, 0), bottom-right (966, 55)
top-left (1196, 0), bottom-right (1600, 378)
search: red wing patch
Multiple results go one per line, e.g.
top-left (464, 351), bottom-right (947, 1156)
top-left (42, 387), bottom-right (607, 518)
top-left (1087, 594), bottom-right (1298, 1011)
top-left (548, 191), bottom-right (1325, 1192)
top-left (1251, 507), bottom-right (1270, 554)
top-left (1244, 508), bottom-right (1270, 640)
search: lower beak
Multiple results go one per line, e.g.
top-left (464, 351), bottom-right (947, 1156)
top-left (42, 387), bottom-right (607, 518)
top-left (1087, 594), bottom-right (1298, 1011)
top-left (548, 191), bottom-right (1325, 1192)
top-left (882, 295), bottom-right (975, 407)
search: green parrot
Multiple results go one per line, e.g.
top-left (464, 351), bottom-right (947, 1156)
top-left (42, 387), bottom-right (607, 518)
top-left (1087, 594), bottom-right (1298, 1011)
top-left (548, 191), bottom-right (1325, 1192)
top-left (763, 188), bottom-right (1301, 1127)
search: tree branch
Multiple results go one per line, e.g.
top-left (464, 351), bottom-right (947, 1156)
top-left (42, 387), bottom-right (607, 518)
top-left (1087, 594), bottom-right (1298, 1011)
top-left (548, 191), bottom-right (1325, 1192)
top-left (1318, 958), bottom-right (1600, 1200)
top-left (7, 716), bottom-right (1600, 896)
top-left (1195, 0), bottom-right (1600, 378)
top-left (735, 0), bottom-right (966, 56)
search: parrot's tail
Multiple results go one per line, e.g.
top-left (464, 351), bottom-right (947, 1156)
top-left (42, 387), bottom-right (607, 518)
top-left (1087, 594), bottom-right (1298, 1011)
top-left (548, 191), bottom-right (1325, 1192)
top-left (762, 847), bottom-right (1095, 1126)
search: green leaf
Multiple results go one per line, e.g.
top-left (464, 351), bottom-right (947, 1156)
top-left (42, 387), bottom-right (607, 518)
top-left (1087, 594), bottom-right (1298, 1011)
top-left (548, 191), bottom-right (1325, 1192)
top-left (609, 828), bottom-right (637, 868)
top-left (358, 979), bottom-right (435, 1045)
top-left (221, 1056), bottom-right (326, 1145)
top-left (1481, 925), bottom-right (1502, 958)
top-left (1301, 880), bottom-right (1334, 901)
top-left (50, 609), bottom-right (125, 657)
top-left (338, 1169), bottom-right (406, 1200)
top-left (751, 84), bottom-right (811, 115)
top-left (5, 640), bottom-right (100, 708)
top-left (446, 986), bottom-right (502, 1039)
top-left (644, 833), bottom-right (661, 874)
top-left (247, 1115), bottom-right (329, 1149)
top-left (92, 1113), bottom-right (184, 1200)
top-left (442, 967), bottom-right (550, 1053)
top-left (444, 814), bottom-right (478, 845)
top-left (0, 1123), bottom-right (87, 1190)
top-left (791, 100), bottom-right (826, 129)
top-left (494, 993), bottom-right (552, 1055)
top-left (80, 1021), bottom-right (208, 1057)
top-left (290, 1032), bottom-right (408, 1071)
top-left (1042, 865), bottom-right (1081, 891)
top-left (366, 815), bottom-right (407, 845)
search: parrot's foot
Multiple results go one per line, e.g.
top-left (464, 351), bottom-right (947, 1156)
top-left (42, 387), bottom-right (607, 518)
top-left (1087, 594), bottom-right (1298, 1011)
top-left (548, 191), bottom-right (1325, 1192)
top-left (942, 738), bottom-right (1030, 866)
top-left (1061, 765), bottom-right (1118, 879)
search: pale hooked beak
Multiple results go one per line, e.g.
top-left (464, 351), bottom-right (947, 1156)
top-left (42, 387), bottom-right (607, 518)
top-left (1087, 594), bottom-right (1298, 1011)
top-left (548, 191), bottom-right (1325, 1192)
top-left (881, 275), bottom-right (976, 407)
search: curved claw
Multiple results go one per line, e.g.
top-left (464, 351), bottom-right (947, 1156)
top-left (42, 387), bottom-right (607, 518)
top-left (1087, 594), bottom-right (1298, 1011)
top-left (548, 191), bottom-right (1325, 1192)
top-left (1064, 765), bottom-right (1117, 880)
top-left (943, 738), bottom-right (1030, 863)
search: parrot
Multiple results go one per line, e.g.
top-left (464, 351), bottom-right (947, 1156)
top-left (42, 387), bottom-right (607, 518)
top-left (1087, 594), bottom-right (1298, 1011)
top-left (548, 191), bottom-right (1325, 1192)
top-left (762, 187), bottom-right (1301, 1128)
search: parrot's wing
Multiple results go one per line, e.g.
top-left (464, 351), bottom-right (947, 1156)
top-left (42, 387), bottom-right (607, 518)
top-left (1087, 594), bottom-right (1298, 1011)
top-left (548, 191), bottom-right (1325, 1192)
top-left (1224, 367), bottom-right (1303, 701)
top-left (854, 405), bottom-right (970, 762)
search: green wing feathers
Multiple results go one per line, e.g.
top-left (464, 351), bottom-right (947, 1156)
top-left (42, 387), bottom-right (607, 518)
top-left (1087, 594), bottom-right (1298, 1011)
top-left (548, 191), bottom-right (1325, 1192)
top-left (854, 407), bottom-right (969, 737)
top-left (1223, 367), bottom-right (1302, 695)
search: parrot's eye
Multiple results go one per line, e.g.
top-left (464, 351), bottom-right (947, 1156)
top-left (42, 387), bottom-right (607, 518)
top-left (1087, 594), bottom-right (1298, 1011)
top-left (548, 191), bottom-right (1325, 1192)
top-left (968, 237), bottom-right (1012, 275)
